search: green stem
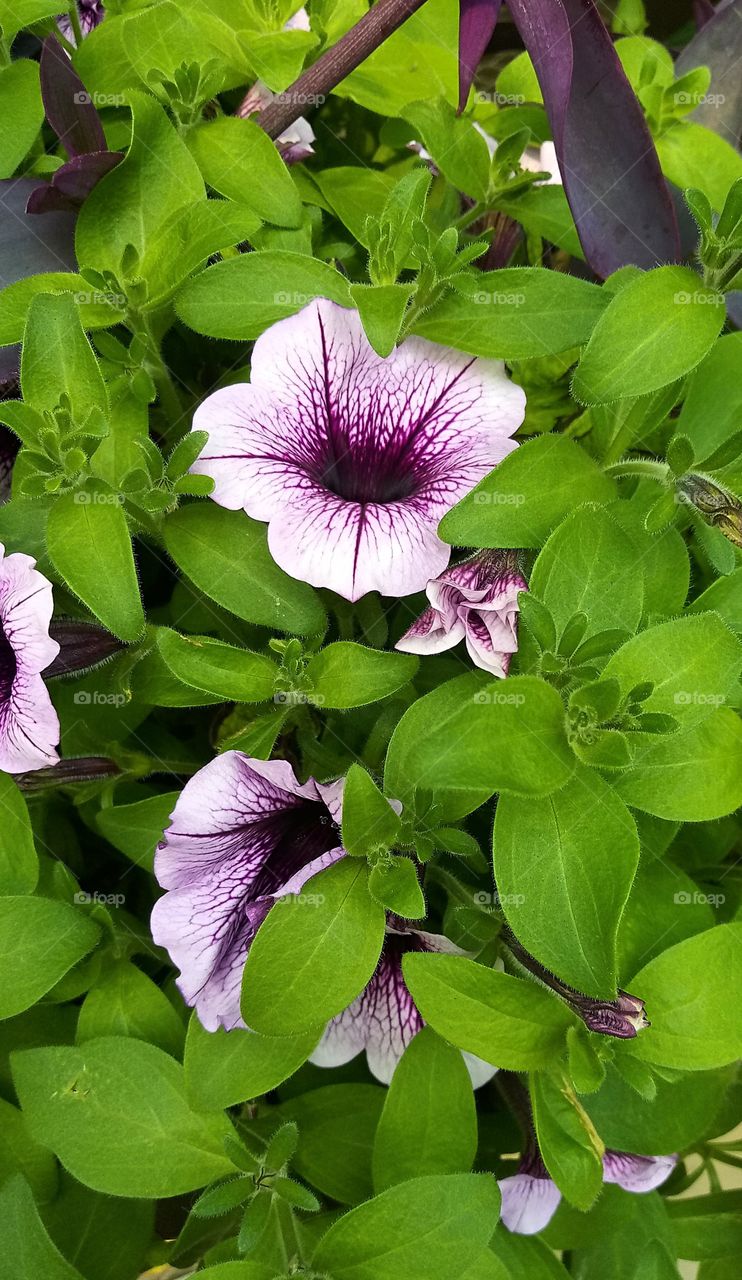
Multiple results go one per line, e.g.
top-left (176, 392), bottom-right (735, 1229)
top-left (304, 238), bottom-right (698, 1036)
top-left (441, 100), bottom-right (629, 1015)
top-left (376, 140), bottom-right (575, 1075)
top-left (604, 459), bottom-right (670, 483)
top-left (68, 5), bottom-right (84, 47)
top-left (136, 313), bottom-right (184, 431)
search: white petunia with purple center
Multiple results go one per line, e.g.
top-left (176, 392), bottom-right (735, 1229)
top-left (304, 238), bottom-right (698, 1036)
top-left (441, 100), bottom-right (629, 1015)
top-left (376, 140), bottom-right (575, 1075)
top-left (191, 299), bottom-right (526, 601)
top-left (0, 543), bottom-right (60, 774)
top-left (151, 752), bottom-right (345, 1032)
top-left (310, 921), bottom-right (497, 1087)
top-left (58, 1), bottom-right (105, 43)
top-left (396, 550), bottom-right (527, 676)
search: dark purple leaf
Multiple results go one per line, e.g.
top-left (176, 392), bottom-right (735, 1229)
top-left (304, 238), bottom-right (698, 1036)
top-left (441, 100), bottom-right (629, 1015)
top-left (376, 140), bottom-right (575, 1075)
top-left (0, 178), bottom-right (77, 383)
top-left (26, 150), bottom-right (123, 215)
top-left (508, 0), bottom-right (680, 276)
top-left (40, 35), bottom-right (106, 157)
top-left (458, 0), bottom-right (503, 112)
top-left (677, 0), bottom-right (742, 147)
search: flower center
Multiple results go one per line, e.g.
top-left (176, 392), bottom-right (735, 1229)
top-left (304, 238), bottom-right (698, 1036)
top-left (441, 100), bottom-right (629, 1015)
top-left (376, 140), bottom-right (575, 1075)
top-left (0, 623), bottom-right (16, 706)
top-left (319, 444), bottom-right (418, 505)
top-left (251, 797), bottom-right (339, 899)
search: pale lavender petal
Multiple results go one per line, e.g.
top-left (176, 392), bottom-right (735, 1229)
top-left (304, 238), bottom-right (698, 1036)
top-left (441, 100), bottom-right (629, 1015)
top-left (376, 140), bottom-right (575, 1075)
top-left (602, 1151), bottom-right (677, 1193)
top-left (499, 1173), bottom-right (562, 1234)
top-left (0, 544), bottom-right (60, 773)
top-left (192, 300), bottom-right (525, 602)
top-left (58, 0), bottom-right (105, 42)
top-left (396, 605), bottom-right (466, 657)
top-left (151, 751), bottom-right (343, 1031)
top-left (284, 7), bottom-right (311, 32)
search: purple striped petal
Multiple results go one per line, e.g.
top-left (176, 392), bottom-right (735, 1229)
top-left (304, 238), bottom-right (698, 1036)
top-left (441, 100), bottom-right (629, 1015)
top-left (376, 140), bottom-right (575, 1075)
top-left (151, 752), bottom-right (344, 1031)
top-left (0, 544), bottom-right (60, 774)
top-left (602, 1151), bottom-right (677, 1193)
top-left (57, 1), bottom-right (105, 43)
top-left (397, 551), bottom-right (526, 676)
top-left (310, 924), bottom-right (497, 1085)
top-left (508, 0), bottom-right (680, 275)
top-left (192, 300), bottom-right (525, 601)
top-left (458, 0), bottom-right (504, 112)
top-left (499, 1170), bottom-right (562, 1234)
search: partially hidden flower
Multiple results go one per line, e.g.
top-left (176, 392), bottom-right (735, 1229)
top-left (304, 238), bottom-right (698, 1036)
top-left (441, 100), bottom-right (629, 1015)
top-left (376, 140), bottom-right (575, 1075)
top-left (58, 1), bottom-right (105, 43)
top-left (0, 543), bottom-right (60, 775)
top-left (151, 752), bottom-right (345, 1031)
top-left (237, 7), bottom-right (315, 164)
top-left (499, 1146), bottom-right (677, 1235)
top-left (396, 550), bottom-right (527, 677)
top-left (191, 299), bottom-right (525, 601)
top-left (310, 919), bottom-right (498, 1086)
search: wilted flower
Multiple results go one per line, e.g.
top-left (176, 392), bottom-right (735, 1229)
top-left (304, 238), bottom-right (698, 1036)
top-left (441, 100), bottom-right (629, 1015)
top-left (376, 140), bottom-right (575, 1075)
top-left (192, 299), bottom-right (525, 601)
top-left (151, 752), bottom-right (344, 1031)
top-left (58, 1), bottom-right (105, 43)
top-left (678, 473), bottom-right (742, 551)
top-left (0, 543), bottom-right (60, 775)
top-left (500, 1145), bottom-right (676, 1234)
top-left (311, 920), bottom-right (497, 1086)
top-left (396, 550), bottom-right (526, 676)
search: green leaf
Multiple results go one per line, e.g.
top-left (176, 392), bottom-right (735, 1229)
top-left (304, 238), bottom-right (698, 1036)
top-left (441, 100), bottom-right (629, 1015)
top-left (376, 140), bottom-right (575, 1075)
top-left (341, 765), bottom-right (402, 858)
top-left (494, 768), bottom-right (639, 998)
top-left (0, 273), bottom-right (122, 347)
top-left (43, 1174), bottom-right (154, 1280)
top-left (572, 266), bottom-right (726, 405)
top-left (439, 435), bottom-right (616, 549)
top-left (602, 615), bottom-right (742, 726)
top-left (687, 567), bottom-right (742, 635)
top-left (0, 898), bottom-right (100, 1019)
top-left (0, 1177), bottom-right (84, 1280)
top-left (368, 856), bottom-right (425, 919)
top-left (76, 91), bottom-right (204, 273)
top-left (402, 954), bottom-right (573, 1070)
top-left (372, 1028), bottom-right (477, 1193)
top-left (0, 1097), bottom-right (57, 1201)
top-left (585, 1063), bottom-right (732, 1155)
top-left (615, 709), bottom-right (742, 820)
top-left (628, 925), bottom-right (742, 1070)
top-left (163, 504), bottom-right (326, 635)
top-left (384, 673), bottom-right (574, 820)
top-left (21, 293), bottom-right (108, 423)
top-left (412, 270), bottom-right (608, 358)
top-left (667, 1191), bottom-right (742, 1261)
top-left (0, 773), bottom-right (38, 894)
top-left (76, 960), bottom-right (186, 1058)
top-left (312, 1173), bottom-right (501, 1280)
top-left (277, 1084), bottom-right (385, 1206)
top-left (12, 1037), bottom-right (235, 1196)
top-left (176, 251), bottom-right (352, 339)
top-left (306, 642), bottom-right (417, 708)
top-left (530, 1073), bottom-right (604, 1211)
top-left (241, 859), bottom-right (386, 1035)
top-left (530, 505), bottom-right (644, 639)
top-left (140, 199), bottom-right (262, 309)
top-left (183, 1014), bottom-right (317, 1112)
top-left (157, 629), bottom-right (278, 702)
top-left (0, 60), bottom-right (43, 179)
top-left (187, 117), bottom-right (302, 227)
top-left (349, 283), bottom-right (415, 357)
top-left (675, 333), bottom-right (742, 464)
top-left (96, 791), bottom-right (179, 873)
top-left (46, 486), bottom-right (145, 642)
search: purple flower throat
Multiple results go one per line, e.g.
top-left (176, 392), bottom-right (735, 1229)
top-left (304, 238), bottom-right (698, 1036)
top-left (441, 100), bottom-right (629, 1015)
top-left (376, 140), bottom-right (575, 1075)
top-left (247, 797), bottom-right (339, 898)
top-left (0, 624), bottom-right (16, 704)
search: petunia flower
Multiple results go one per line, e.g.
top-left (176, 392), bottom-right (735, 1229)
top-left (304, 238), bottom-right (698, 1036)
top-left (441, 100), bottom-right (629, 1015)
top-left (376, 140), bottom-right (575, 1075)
top-left (499, 1145), bottom-right (677, 1234)
top-left (151, 751), bottom-right (345, 1032)
top-left (310, 919), bottom-right (498, 1086)
top-left (58, 1), bottom-right (105, 43)
top-left (0, 543), bottom-right (60, 775)
top-left (191, 299), bottom-right (525, 601)
top-left (396, 550), bottom-right (527, 677)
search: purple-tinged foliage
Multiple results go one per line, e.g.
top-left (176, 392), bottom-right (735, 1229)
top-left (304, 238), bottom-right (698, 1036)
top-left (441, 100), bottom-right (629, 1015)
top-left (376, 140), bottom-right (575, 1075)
top-left (192, 299), bottom-right (525, 601)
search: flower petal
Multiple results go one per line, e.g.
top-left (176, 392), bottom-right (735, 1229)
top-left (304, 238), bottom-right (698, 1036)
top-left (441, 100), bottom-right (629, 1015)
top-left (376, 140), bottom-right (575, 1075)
top-left (602, 1151), bottom-right (677, 1193)
top-left (499, 1172), bottom-right (562, 1234)
top-left (396, 605), bottom-right (466, 657)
